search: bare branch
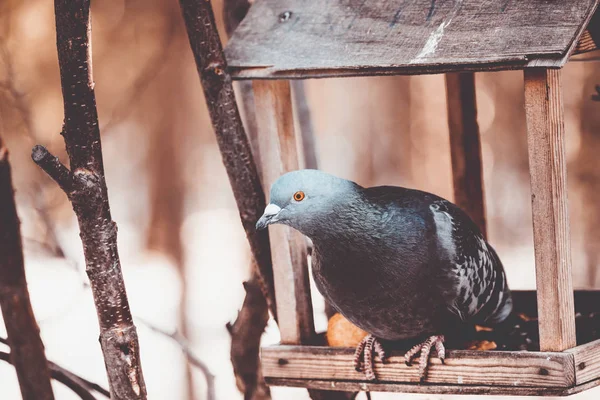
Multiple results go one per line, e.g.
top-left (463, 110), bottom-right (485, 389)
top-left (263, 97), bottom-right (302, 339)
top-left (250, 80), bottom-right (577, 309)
top-left (31, 145), bottom-right (77, 194)
top-left (0, 337), bottom-right (109, 399)
top-left (0, 351), bottom-right (95, 400)
top-left (226, 273), bottom-right (271, 400)
top-left (30, 2), bottom-right (147, 398)
top-left (136, 318), bottom-right (215, 400)
top-left (179, 0), bottom-right (277, 321)
top-left (1, 141), bottom-right (54, 399)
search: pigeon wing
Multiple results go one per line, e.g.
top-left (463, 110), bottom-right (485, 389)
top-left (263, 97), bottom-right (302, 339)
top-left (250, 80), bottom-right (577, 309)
top-left (429, 200), bottom-right (512, 325)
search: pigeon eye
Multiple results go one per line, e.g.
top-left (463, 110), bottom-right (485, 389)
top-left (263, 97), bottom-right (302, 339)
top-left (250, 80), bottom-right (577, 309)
top-left (293, 191), bottom-right (305, 202)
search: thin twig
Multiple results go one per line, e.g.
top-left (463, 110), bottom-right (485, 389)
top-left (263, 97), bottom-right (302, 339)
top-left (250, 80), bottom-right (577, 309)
top-left (0, 337), bottom-right (110, 398)
top-left (0, 351), bottom-right (95, 400)
top-left (31, 2), bottom-right (147, 399)
top-left (135, 318), bottom-right (215, 400)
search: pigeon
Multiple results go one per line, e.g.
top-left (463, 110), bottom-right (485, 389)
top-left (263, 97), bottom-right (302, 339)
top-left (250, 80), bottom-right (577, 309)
top-left (256, 169), bottom-right (512, 381)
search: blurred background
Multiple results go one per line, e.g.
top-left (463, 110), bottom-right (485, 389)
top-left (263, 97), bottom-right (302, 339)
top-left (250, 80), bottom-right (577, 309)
top-left (1, 0), bottom-right (600, 399)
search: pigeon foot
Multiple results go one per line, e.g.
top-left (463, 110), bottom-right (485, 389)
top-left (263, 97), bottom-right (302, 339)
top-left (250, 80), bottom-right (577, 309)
top-left (404, 335), bottom-right (445, 382)
top-left (353, 334), bottom-right (387, 381)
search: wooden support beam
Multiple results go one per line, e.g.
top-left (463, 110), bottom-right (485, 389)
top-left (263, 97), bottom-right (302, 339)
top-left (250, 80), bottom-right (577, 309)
top-left (253, 80), bottom-right (315, 344)
top-left (523, 68), bottom-right (576, 352)
top-left (445, 72), bottom-right (487, 237)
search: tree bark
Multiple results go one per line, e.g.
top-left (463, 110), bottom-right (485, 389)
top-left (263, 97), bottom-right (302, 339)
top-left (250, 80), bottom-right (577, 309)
top-left (31, 1), bottom-right (147, 399)
top-left (0, 139), bottom-right (54, 400)
top-left (221, 2), bottom-right (354, 400)
top-left (226, 273), bottom-right (271, 400)
top-left (179, 0), bottom-right (277, 323)
top-left (222, 2), bottom-right (272, 399)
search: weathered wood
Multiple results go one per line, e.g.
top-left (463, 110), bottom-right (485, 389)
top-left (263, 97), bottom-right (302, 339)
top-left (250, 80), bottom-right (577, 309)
top-left (253, 80), bottom-right (315, 344)
top-left (445, 72), bottom-right (487, 237)
top-left (230, 63), bottom-right (526, 80)
top-left (574, 30), bottom-right (598, 54)
top-left (262, 345), bottom-right (575, 388)
top-left (573, 7), bottom-right (600, 55)
top-left (291, 81), bottom-right (319, 170)
top-left (225, 0), bottom-right (597, 79)
top-left (567, 339), bottom-right (600, 385)
top-left (265, 377), bottom-right (600, 397)
top-left (523, 68), bottom-right (576, 352)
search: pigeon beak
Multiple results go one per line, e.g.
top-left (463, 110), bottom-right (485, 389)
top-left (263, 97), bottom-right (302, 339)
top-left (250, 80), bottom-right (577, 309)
top-left (256, 203), bottom-right (282, 230)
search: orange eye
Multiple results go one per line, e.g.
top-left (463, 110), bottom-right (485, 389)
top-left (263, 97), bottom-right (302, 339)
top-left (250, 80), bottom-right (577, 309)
top-left (293, 191), bottom-right (305, 201)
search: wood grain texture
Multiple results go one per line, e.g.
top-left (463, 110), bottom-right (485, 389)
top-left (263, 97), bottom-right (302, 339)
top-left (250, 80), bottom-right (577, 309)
top-left (262, 345), bottom-right (575, 387)
top-left (523, 69), bottom-right (576, 352)
top-left (225, 0), bottom-right (597, 79)
top-left (445, 72), bottom-right (487, 237)
top-left (253, 80), bottom-right (315, 344)
top-left (265, 377), bottom-right (600, 396)
top-left (568, 339), bottom-right (600, 385)
top-left (574, 30), bottom-right (598, 54)
top-left (573, 6), bottom-right (600, 55)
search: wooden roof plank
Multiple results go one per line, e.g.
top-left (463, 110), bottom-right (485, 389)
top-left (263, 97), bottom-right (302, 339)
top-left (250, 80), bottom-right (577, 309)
top-left (225, 0), bottom-right (598, 78)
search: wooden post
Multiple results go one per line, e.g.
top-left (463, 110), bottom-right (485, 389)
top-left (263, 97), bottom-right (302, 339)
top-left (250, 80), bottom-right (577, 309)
top-left (253, 80), bottom-right (315, 344)
top-left (523, 68), bottom-right (576, 352)
top-left (445, 72), bottom-right (487, 237)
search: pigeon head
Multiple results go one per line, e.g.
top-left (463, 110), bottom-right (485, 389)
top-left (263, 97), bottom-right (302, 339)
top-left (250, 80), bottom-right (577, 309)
top-left (256, 169), bottom-right (360, 236)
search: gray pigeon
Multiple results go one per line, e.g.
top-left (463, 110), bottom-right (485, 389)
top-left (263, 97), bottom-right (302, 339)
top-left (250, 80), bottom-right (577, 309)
top-left (256, 169), bottom-right (512, 381)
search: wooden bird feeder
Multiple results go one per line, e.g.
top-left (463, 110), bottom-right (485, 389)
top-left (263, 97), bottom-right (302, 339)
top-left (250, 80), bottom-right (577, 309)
top-left (224, 0), bottom-right (600, 396)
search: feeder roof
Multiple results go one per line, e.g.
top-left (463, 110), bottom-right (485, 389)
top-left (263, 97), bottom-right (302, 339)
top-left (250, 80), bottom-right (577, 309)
top-left (224, 0), bottom-right (599, 79)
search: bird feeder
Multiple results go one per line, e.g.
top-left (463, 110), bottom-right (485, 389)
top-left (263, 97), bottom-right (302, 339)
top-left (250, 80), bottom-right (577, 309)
top-left (224, 0), bottom-right (600, 396)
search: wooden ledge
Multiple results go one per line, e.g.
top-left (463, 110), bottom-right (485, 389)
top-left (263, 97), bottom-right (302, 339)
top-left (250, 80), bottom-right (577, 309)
top-left (265, 377), bottom-right (600, 397)
top-left (262, 345), bottom-right (575, 388)
top-left (262, 339), bottom-right (600, 395)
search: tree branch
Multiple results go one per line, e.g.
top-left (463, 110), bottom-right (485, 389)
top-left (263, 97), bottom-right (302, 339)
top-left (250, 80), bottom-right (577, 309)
top-left (31, 2), bottom-right (147, 399)
top-left (31, 145), bottom-right (77, 194)
top-left (220, 2), bottom-right (354, 399)
top-left (135, 318), bottom-right (215, 400)
top-left (0, 337), bottom-right (109, 400)
top-left (0, 140), bottom-right (54, 400)
top-left (222, 2), bottom-right (272, 399)
top-left (226, 272), bottom-right (271, 400)
top-left (178, 0), bottom-right (277, 321)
